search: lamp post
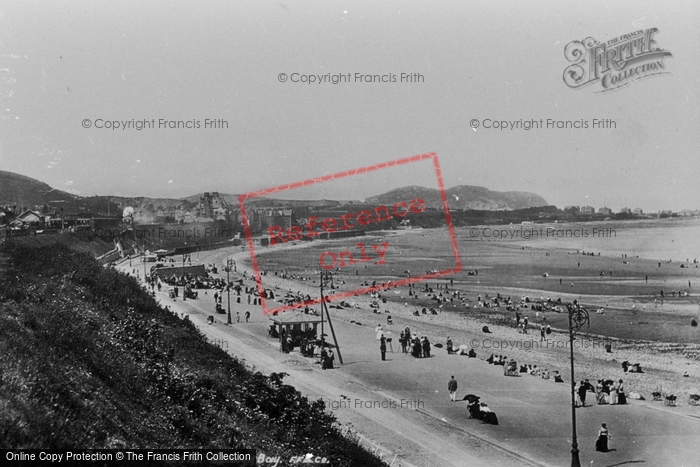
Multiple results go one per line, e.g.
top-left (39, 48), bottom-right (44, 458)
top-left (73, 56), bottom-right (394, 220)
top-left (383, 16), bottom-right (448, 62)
top-left (567, 301), bottom-right (590, 467)
top-left (181, 253), bottom-right (186, 301)
top-left (225, 258), bottom-right (233, 325)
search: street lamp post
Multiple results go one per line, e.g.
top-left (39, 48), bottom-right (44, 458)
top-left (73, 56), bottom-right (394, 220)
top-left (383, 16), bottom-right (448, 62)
top-left (226, 258), bottom-right (233, 325)
top-left (182, 253), bottom-right (186, 301)
top-left (567, 301), bottom-right (590, 467)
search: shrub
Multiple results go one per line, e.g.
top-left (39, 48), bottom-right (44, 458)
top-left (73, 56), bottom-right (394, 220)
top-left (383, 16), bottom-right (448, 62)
top-left (0, 243), bottom-right (386, 465)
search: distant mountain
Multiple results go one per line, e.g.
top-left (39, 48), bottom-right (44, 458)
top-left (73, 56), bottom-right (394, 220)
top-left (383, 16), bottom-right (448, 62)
top-left (364, 185), bottom-right (548, 210)
top-left (0, 170), bottom-right (80, 207)
top-left (0, 171), bottom-right (123, 216)
top-left (0, 170), bottom-right (547, 216)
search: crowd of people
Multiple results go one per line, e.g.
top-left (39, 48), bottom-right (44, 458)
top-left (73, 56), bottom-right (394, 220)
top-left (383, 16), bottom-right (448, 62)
top-left (484, 354), bottom-right (566, 382)
top-left (398, 326), bottom-right (432, 358)
top-left (592, 379), bottom-right (627, 405)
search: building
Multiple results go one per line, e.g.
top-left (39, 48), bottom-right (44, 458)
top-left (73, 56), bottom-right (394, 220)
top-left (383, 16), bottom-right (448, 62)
top-left (9, 210), bottom-right (46, 229)
top-left (264, 209), bottom-right (293, 231)
top-left (17, 210), bottom-right (44, 224)
top-left (197, 192), bottom-right (229, 220)
top-left (632, 208), bottom-right (643, 216)
top-left (580, 205), bottom-right (595, 214)
top-left (598, 207), bottom-right (612, 216)
top-left (174, 209), bottom-right (196, 224)
top-left (212, 206), bottom-right (228, 221)
top-left (619, 207), bottom-right (631, 214)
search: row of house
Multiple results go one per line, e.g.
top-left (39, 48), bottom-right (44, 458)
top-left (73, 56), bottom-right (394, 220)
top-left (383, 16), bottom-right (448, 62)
top-left (565, 205), bottom-right (641, 215)
top-left (238, 208), bottom-right (293, 232)
top-left (563, 205), bottom-right (700, 217)
top-left (150, 192), bottom-right (232, 223)
top-left (0, 208), bottom-right (122, 233)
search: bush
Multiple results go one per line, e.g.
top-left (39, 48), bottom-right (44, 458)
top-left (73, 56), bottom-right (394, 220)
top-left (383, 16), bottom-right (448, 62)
top-left (0, 243), bottom-right (386, 466)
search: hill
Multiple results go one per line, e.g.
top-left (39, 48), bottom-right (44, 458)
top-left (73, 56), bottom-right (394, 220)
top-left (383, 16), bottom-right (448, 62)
top-left (365, 185), bottom-right (548, 210)
top-left (0, 243), bottom-right (385, 466)
top-left (0, 170), bottom-right (79, 207)
top-left (0, 171), bottom-right (123, 216)
top-left (1, 169), bottom-right (547, 217)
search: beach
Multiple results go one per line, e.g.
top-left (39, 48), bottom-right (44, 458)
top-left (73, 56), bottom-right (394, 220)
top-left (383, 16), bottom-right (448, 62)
top-left (203, 222), bottom-right (700, 399)
top-left (122, 221), bottom-right (700, 466)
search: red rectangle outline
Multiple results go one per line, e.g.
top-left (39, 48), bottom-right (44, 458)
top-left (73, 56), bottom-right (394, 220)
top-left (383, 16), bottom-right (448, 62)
top-left (238, 152), bottom-right (462, 315)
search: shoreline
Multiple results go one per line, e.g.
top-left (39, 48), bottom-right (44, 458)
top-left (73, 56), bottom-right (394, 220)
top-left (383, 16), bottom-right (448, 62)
top-left (221, 232), bottom-right (700, 403)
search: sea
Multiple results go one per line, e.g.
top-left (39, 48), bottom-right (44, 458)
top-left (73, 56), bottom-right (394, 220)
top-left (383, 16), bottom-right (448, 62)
top-left (504, 218), bottom-right (700, 262)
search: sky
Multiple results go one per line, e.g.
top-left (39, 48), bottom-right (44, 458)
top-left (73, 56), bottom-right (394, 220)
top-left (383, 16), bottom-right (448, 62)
top-left (1, 0), bottom-right (698, 212)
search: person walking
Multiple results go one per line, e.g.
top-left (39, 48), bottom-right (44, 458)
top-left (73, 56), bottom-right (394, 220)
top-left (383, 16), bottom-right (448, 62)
top-left (595, 423), bottom-right (610, 452)
top-left (422, 337), bottom-right (431, 358)
top-left (578, 380), bottom-right (588, 407)
top-left (448, 375), bottom-right (458, 402)
top-left (320, 348), bottom-right (328, 369)
top-left (245, 310), bottom-right (250, 322)
top-left (380, 336), bottom-right (387, 361)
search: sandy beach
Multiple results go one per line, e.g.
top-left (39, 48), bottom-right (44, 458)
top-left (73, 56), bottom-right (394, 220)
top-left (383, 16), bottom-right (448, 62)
top-left (202, 224), bottom-right (700, 401)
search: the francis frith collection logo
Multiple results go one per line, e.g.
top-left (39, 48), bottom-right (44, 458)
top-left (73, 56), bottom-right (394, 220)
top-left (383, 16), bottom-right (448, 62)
top-left (563, 27), bottom-right (672, 92)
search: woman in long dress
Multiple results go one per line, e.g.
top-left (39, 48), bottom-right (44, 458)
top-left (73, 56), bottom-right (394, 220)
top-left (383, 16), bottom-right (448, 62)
top-left (595, 423), bottom-right (610, 452)
top-left (610, 382), bottom-right (619, 405)
top-left (326, 349), bottom-right (335, 369)
top-left (575, 382), bottom-right (584, 407)
top-left (320, 348), bottom-right (328, 369)
top-left (412, 339), bottom-right (421, 358)
top-left (375, 325), bottom-right (384, 340)
top-left (617, 379), bottom-right (627, 404)
top-left (596, 380), bottom-right (607, 404)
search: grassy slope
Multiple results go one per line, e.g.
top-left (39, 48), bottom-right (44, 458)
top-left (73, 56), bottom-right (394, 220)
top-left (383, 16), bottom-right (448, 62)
top-left (0, 243), bottom-right (385, 466)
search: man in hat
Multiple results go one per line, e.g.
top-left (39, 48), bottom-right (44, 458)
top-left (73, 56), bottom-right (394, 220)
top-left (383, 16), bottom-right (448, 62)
top-left (448, 375), bottom-right (458, 401)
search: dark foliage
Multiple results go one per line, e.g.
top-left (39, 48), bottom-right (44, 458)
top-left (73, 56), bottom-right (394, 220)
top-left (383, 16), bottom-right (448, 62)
top-left (0, 243), bottom-right (385, 466)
